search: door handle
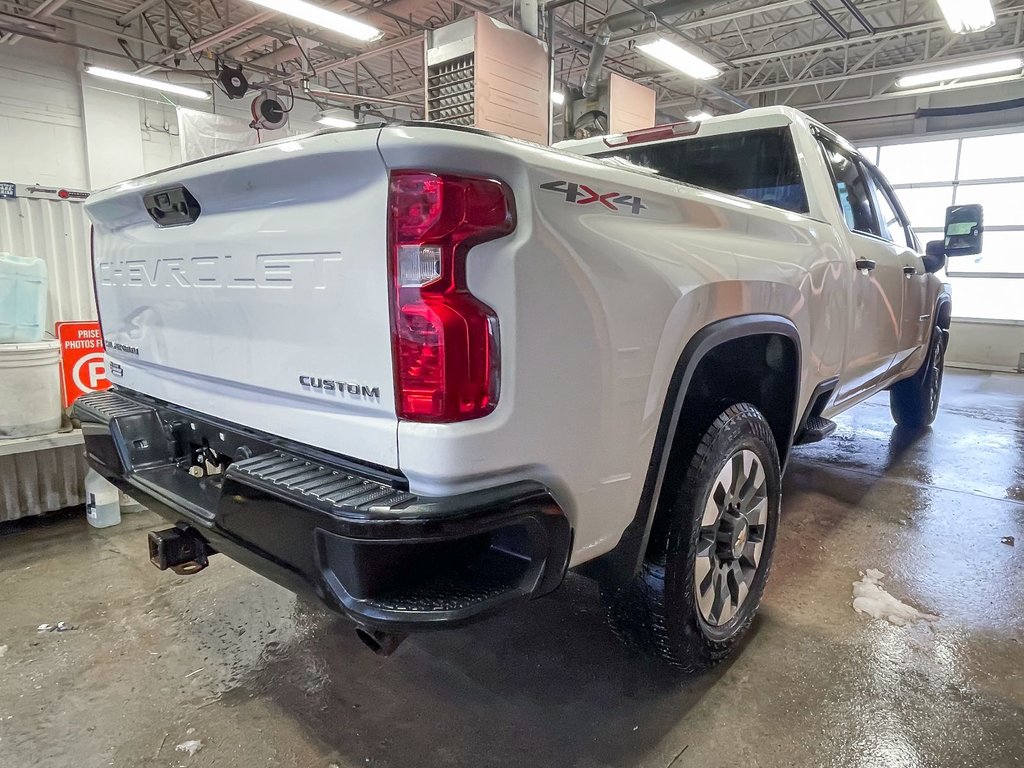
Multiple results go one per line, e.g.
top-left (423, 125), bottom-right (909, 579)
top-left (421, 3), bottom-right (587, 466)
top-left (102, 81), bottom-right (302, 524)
top-left (903, 266), bottom-right (917, 276)
top-left (856, 259), bottom-right (876, 271)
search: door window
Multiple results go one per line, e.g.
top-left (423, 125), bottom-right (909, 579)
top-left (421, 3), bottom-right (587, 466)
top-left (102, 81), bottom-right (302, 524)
top-left (864, 167), bottom-right (914, 249)
top-left (819, 141), bottom-right (880, 237)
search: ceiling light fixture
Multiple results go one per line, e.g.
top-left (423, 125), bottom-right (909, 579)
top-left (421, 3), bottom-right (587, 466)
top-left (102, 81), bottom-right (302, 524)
top-left (935, 0), bottom-right (995, 34)
top-left (896, 57), bottom-right (1023, 88)
top-left (316, 111), bottom-right (357, 128)
top-left (84, 65), bottom-right (211, 100)
top-left (551, 91), bottom-right (566, 105)
top-left (636, 38), bottom-right (721, 80)
top-left (686, 110), bottom-right (713, 121)
top-left (246, 0), bottom-right (381, 41)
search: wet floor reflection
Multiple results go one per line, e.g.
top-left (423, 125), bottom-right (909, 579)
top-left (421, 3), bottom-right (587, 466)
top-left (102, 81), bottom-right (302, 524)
top-left (0, 371), bottom-right (1021, 768)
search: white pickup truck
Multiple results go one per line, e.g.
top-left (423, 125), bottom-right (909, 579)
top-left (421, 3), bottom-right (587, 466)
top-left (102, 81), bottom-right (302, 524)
top-left (77, 106), bottom-right (983, 668)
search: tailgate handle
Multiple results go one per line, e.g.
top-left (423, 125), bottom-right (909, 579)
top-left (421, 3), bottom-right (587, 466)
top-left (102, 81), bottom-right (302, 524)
top-left (143, 186), bottom-right (201, 227)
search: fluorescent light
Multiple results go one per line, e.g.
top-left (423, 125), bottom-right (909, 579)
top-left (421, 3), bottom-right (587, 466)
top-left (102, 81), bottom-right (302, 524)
top-left (896, 57), bottom-right (1023, 87)
top-left (317, 114), bottom-right (357, 128)
top-left (936, 0), bottom-right (995, 33)
top-left (84, 65), bottom-right (210, 100)
top-left (551, 90), bottom-right (566, 105)
top-left (686, 110), bottom-right (713, 121)
top-left (246, 0), bottom-right (381, 41)
top-left (636, 38), bottom-right (720, 80)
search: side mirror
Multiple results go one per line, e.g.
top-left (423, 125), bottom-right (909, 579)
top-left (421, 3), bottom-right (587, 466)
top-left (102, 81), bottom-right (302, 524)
top-left (923, 239), bottom-right (946, 273)
top-left (943, 203), bottom-right (984, 257)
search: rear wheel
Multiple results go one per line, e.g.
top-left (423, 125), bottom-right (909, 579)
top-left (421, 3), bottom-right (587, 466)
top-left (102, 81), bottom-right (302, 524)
top-left (889, 325), bottom-right (946, 428)
top-left (604, 403), bottom-right (781, 669)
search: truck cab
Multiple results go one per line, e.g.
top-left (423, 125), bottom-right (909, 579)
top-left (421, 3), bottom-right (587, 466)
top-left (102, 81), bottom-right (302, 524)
top-left (559, 106), bottom-right (946, 415)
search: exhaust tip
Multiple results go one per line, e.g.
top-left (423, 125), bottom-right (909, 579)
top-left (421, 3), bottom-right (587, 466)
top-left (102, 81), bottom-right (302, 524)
top-left (355, 626), bottom-right (406, 657)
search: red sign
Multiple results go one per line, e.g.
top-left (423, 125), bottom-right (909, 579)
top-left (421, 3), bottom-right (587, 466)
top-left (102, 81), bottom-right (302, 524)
top-left (56, 321), bottom-right (111, 407)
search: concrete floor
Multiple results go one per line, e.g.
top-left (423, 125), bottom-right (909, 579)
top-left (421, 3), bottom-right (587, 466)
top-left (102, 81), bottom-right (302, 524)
top-left (1, 369), bottom-right (1021, 768)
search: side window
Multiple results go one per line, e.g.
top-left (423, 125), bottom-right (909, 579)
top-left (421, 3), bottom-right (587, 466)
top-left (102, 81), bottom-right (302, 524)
top-left (864, 167), bottom-right (914, 249)
top-left (819, 141), bottom-right (880, 237)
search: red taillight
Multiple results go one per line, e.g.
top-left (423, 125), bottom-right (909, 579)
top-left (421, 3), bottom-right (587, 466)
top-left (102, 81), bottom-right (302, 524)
top-left (388, 171), bottom-right (515, 422)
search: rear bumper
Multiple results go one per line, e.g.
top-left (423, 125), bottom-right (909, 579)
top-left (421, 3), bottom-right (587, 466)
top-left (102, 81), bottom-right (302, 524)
top-left (74, 388), bottom-right (571, 632)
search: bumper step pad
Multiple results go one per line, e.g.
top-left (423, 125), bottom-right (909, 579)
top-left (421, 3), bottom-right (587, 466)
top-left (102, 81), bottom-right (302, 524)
top-left (231, 452), bottom-right (415, 513)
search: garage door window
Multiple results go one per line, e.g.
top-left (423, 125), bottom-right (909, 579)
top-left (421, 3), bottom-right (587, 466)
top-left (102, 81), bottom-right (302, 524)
top-left (871, 131), bottom-right (1024, 322)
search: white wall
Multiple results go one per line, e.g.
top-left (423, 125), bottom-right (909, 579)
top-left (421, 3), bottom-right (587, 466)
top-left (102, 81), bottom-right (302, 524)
top-left (0, 35), bottom-right (320, 192)
top-left (81, 85), bottom-right (146, 189)
top-left (947, 320), bottom-right (1024, 372)
top-left (0, 39), bottom-right (88, 188)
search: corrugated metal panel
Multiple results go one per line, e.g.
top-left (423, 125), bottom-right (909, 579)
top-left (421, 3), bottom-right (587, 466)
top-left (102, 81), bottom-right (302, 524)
top-left (0, 196), bottom-right (94, 520)
top-left (0, 196), bottom-right (95, 328)
top-left (0, 443), bottom-right (88, 521)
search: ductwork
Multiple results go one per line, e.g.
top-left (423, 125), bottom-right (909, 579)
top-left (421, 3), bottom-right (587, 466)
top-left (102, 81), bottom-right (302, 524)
top-left (582, 0), bottom-right (725, 97)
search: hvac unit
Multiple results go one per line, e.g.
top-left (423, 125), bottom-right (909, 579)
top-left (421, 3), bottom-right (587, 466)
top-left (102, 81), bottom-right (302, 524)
top-left (426, 12), bottom-right (549, 145)
top-left (566, 73), bottom-right (656, 139)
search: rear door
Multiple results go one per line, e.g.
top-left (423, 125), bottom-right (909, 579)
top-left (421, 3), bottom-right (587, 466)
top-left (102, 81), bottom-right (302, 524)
top-left (862, 164), bottom-right (930, 371)
top-left (85, 129), bottom-right (400, 468)
top-left (817, 137), bottom-right (905, 406)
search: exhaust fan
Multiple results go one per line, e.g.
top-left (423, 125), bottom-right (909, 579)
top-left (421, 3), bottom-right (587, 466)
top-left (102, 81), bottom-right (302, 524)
top-left (217, 62), bottom-right (249, 99)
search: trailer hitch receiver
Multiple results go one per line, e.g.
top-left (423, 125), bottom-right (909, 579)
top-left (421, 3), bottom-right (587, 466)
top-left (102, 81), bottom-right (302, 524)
top-left (148, 525), bottom-right (213, 575)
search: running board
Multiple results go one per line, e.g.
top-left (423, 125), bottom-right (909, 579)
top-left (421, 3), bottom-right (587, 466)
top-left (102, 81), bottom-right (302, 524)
top-left (794, 416), bottom-right (837, 445)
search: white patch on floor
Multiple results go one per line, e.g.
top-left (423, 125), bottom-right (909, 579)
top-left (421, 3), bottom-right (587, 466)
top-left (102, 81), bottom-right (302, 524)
top-left (0, 645), bottom-right (7, 658)
top-left (175, 739), bottom-right (203, 757)
top-left (852, 569), bottom-right (938, 626)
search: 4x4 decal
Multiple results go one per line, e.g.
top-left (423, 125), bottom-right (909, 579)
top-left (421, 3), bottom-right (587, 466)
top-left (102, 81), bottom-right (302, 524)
top-left (540, 180), bottom-right (646, 215)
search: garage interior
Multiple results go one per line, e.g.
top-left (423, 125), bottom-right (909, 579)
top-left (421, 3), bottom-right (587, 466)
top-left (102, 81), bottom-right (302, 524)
top-left (1, 0), bottom-right (1022, 765)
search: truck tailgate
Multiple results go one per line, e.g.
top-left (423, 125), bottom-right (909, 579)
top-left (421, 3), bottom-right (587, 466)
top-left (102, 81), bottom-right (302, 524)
top-left (84, 129), bottom-right (399, 468)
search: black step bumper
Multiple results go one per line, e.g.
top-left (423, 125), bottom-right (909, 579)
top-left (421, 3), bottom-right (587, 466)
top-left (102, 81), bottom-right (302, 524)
top-left (74, 389), bottom-right (571, 632)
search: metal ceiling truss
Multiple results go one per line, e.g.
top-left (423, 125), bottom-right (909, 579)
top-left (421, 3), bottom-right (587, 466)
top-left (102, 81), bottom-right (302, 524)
top-left (2, 0), bottom-right (1024, 121)
top-left (559, 0), bottom-right (1024, 115)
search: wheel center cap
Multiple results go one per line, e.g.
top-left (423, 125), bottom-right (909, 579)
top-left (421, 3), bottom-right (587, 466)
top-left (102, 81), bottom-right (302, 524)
top-left (731, 520), bottom-right (749, 559)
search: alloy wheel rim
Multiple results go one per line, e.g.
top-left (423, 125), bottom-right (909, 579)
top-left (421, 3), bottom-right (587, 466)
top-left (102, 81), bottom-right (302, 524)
top-left (694, 449), bottom-right (769, 627)
top-left (928, 339), bottom-right (943, 412)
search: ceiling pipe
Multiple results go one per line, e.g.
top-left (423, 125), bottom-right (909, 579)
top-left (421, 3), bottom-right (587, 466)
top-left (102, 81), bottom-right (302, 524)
top-left (836, 0), bottom-right (875, 34)
top-left (304, 83), bottom-right (418, 107)
top-left (0, 11), bottom-right (57, 39)
top-left (581, 0), bottom-right (726, 98)
top-left (136, 10), bottom-right (277, 74)
top-left (809, 0), bottom-right (850, 40)
top-left (2, 0), bottom-right (69, 45)
top-left (267, 31), bottom-right (424, 86)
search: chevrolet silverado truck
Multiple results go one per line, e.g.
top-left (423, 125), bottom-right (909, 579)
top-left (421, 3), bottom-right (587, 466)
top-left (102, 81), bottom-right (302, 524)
top-left (76, 106), bottom-right (983, 668)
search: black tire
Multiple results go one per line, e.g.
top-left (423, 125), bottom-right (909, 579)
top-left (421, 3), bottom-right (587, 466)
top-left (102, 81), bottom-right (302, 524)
top-left (889, 325), bottom-right (947, 429)
top-left (604, 403), bottom-right (781, 670)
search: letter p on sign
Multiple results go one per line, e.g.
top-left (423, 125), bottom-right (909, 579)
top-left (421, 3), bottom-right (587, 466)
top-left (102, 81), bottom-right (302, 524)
top-left (56, 321), bottom-right (111, 407)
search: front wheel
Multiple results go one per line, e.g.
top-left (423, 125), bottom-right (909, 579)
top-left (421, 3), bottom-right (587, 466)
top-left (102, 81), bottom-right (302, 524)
top-left (889, 325), bottom-right (947, 429)
top-left (603, 403), bottom-right (781, 670)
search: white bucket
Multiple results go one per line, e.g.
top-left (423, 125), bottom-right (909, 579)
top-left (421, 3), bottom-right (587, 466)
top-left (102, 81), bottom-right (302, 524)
top-left (0, 339), bottom-right (62, 438)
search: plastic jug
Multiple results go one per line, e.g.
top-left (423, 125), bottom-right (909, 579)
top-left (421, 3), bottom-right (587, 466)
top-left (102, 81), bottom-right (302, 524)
top-left (0, 252), bottom-right (48, 343)
top-left (85, 469), bottom-right (121, 528)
